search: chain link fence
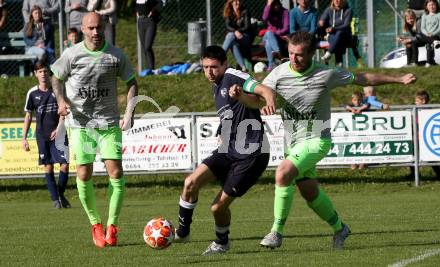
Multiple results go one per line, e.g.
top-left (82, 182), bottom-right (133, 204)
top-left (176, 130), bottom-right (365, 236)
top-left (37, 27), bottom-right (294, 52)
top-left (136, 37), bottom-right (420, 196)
top-left (0, 0), bottom-right (413, 76)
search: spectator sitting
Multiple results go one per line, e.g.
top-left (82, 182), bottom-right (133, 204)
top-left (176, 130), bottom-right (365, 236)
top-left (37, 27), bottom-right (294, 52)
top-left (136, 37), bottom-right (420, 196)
top-left (408, 0), bottom-right (426, 18)
top-left (64, 27), bottom-right (80, 48)
top-left (319, 0), bottom-right (353, 67)
top-left (222, 0), bottom-right (253, 72)
top-left (345, 91), bottom-right (369, 170)
top-left (23, 5), bottom-right (55, 64)
top-left (22, 0), bottom-right (58, 52)
top-left (399, 9), bottom-right (423, 66)
top-left (363, 86), bottom-right (390, 110)
top-left (0, 0), bottom-right (7, 30)
top-left (65, 0), bottom-right (88, 34)
top-left (419, 0), bottom-right (440, 67)
top-left (262, 0), bottom-right (289, 71)
top-left (87, 0), bottom-right (116, 45)
top-left (289, 0), bottom-right (317, 35)
top-left (408, 90), bottom-right (440, 179)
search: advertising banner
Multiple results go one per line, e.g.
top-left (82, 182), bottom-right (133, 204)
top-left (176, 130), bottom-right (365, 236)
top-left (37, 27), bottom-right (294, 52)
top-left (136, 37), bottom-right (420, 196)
top-left (418, 109), bottom-right (440, 162)
top-left (320, 111), bottom-right (414, 165)
top-left (0, 122), bottom-right (76, 175)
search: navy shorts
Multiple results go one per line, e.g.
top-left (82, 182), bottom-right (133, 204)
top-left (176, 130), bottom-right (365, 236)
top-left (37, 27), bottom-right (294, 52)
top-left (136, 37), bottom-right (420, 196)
top-left (37, 135), bottom-right (69, 165)
top-left (202, 151), bottom-right (269, 197)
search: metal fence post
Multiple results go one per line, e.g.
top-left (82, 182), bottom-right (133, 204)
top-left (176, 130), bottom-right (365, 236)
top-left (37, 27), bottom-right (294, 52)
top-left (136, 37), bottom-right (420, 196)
top-left (206, 0), bottom-right (212, 46)
top-left (367, 0), bottom-right (375, 68)
top-left (59, 0), bottom-right (65, 54)
top-left (136, 17), bottom-right (144, 73)
top-left (412, 106), bottom-right (420, 187)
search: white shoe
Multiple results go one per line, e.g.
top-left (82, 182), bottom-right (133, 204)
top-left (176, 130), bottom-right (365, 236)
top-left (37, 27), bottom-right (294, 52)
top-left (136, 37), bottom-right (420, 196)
top-left (173, 229), bottom-right (190, 243)
top-left (434, 40), bottom-right (440, 49)
top-left (321, 51), bottom-right (331, 61)
top-left (260, 231), bottom-right (283, 249)
top-left (425, 63), bottom-right (431, 68)
top-left (202, 241), bottom-right (230, 255)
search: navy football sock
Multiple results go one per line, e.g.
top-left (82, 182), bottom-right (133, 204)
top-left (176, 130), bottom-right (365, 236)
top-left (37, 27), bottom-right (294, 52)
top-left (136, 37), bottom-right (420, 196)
top-left (177, 197), bottom-right (197, 237)
top-left (58, 171), bottom-right (69, 196)
top-left (214, 225), bottom-right (230, 245)
top-left (45, 173), bottom-right (59, 201)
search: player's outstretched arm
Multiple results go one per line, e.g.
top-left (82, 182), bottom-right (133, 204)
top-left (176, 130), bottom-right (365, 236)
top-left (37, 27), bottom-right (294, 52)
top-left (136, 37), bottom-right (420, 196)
top-left (51, 76), bottom-right (70, 116)
top-left (120, 78), bottom-right (138, 131)
top-left (354, 73), bottom-right (416, 86)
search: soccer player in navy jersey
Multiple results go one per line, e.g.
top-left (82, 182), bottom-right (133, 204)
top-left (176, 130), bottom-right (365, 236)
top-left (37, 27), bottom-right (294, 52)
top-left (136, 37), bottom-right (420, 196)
top-left (22, 61), bottom-right (70, 209)
top-left (174, 45), bottom-right (276, 255)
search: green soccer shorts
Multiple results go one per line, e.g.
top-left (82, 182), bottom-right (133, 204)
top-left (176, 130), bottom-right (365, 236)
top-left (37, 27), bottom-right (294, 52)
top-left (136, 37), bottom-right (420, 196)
top-left (69, 127), bottom-right (122, 165)
top-left (285, 138), bottom-right (331, 180)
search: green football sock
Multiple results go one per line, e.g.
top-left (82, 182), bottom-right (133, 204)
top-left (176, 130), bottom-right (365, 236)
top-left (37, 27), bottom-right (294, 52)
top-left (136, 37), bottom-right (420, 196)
top-left (76, 178), bottom-right (101, 225)
top-left (307, 187), bottom-right (342, 232)
top-left (107, 177), bottom-right (125, 226)
top-left (271, 184), bottom-right (295, 234)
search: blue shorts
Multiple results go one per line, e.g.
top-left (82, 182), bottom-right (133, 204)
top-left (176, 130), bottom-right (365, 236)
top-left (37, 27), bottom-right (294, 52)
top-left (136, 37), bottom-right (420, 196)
top-left (202, 151), bottom-right (269, 197)
top-left (37, 135), bottom-right (69, 165)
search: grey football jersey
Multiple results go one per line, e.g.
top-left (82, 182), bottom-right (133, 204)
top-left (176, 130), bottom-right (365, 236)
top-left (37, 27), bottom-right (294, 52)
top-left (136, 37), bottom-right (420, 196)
top-left (262, 62), bottom-right (354, 142)
top-left (51, 41), bottom-right (135, 128)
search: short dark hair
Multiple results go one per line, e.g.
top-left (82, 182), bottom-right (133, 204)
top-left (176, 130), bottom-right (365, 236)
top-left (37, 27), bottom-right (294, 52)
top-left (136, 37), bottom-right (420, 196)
top-left (201, 45), bottom-right (227, 64)
top-left (34, 61), bottom-right (48, 71)
top-left (416, 90), bottom-right (430, 103)
top-left (68, 27), bottom-right (78, 34)
top-left (287, 31), bottom-right (318, 54)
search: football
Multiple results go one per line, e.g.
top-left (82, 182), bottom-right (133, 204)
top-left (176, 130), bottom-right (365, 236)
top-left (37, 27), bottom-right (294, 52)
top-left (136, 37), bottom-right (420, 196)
top-left (143, 217), bottom-right (175, 249)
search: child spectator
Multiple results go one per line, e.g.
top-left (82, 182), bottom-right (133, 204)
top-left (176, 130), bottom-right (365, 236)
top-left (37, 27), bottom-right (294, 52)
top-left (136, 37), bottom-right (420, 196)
top-left (345, 91), bottom-right (369, 114)
top-left (22, 62), bottom-right (70, 209)
top-left (419, 0), bottom-right (440, 67)
top-left (363, 86), bottom-right (390, 110)
top-left (64, 27), bottom-right (80, 48)
top-left (262, 0), bottom-right (289, 71)
top-left (345, 91), bottom-right (369, 170)
top-left (399, 9), bottom-right (423, 66)
top-left (409, 90), bottom-right (440, 179)
top-left (222, 0), bottom-right (253, 72)
top-left (319, 0), bottom-right (353, 67)
top-left (289, 0), bottom-right (317, 35)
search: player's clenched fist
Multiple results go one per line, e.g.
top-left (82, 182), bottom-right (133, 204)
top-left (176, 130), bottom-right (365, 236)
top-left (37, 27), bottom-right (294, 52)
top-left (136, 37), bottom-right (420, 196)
top-left (229, 84), bottom-right (243, 100)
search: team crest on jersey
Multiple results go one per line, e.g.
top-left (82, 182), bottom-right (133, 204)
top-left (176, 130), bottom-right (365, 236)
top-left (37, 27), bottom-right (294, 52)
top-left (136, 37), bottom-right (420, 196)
top-left (220, 88), bottom-right (228, 98)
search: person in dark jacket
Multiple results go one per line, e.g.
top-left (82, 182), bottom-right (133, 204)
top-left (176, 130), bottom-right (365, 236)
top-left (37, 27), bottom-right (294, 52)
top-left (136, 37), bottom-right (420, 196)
top-left (319, 0), bottom-right (352, 66)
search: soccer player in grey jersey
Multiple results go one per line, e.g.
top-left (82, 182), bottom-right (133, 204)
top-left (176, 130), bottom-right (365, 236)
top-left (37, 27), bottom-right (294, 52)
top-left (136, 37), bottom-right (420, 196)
top-left (51, 12), bottom-right (138, 248)
top-left (250, 31), bottom-right (416, 250)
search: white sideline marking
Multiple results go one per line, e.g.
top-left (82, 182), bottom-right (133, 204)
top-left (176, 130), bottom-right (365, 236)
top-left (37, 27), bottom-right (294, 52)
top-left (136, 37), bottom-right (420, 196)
top-left (388, 249), bottom-right (440, 267)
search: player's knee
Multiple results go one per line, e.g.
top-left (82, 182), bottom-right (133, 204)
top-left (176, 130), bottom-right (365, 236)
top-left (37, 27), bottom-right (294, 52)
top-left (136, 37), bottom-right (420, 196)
top-left (183, 176), bottom-right (198, 194)
top-left (297, 179), bottom-right (319, 201)
top-left (210, 202), bottom-right (226, 216)
top-left (108, 168), bottom-right (123, 179)
top-left (60, 164), bottom-right (69, 172)
top-left (275, 168), bottom-right (293, 186)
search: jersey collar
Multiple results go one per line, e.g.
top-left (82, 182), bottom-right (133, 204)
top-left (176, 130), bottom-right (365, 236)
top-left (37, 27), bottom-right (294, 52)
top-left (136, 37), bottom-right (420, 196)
top-left (81, 41), bottom-right (109, 56)
top-left (288, 61), bottom-right (316, 77)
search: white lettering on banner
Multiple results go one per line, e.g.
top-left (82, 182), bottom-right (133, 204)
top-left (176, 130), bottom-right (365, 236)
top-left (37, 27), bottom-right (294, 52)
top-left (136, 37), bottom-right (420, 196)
top-left (418, 109), bottom-right (440, 162)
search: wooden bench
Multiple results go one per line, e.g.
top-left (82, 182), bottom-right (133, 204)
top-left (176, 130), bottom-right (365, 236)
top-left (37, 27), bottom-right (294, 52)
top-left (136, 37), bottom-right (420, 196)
top-left (0, 32), bottom-right (37, 77)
